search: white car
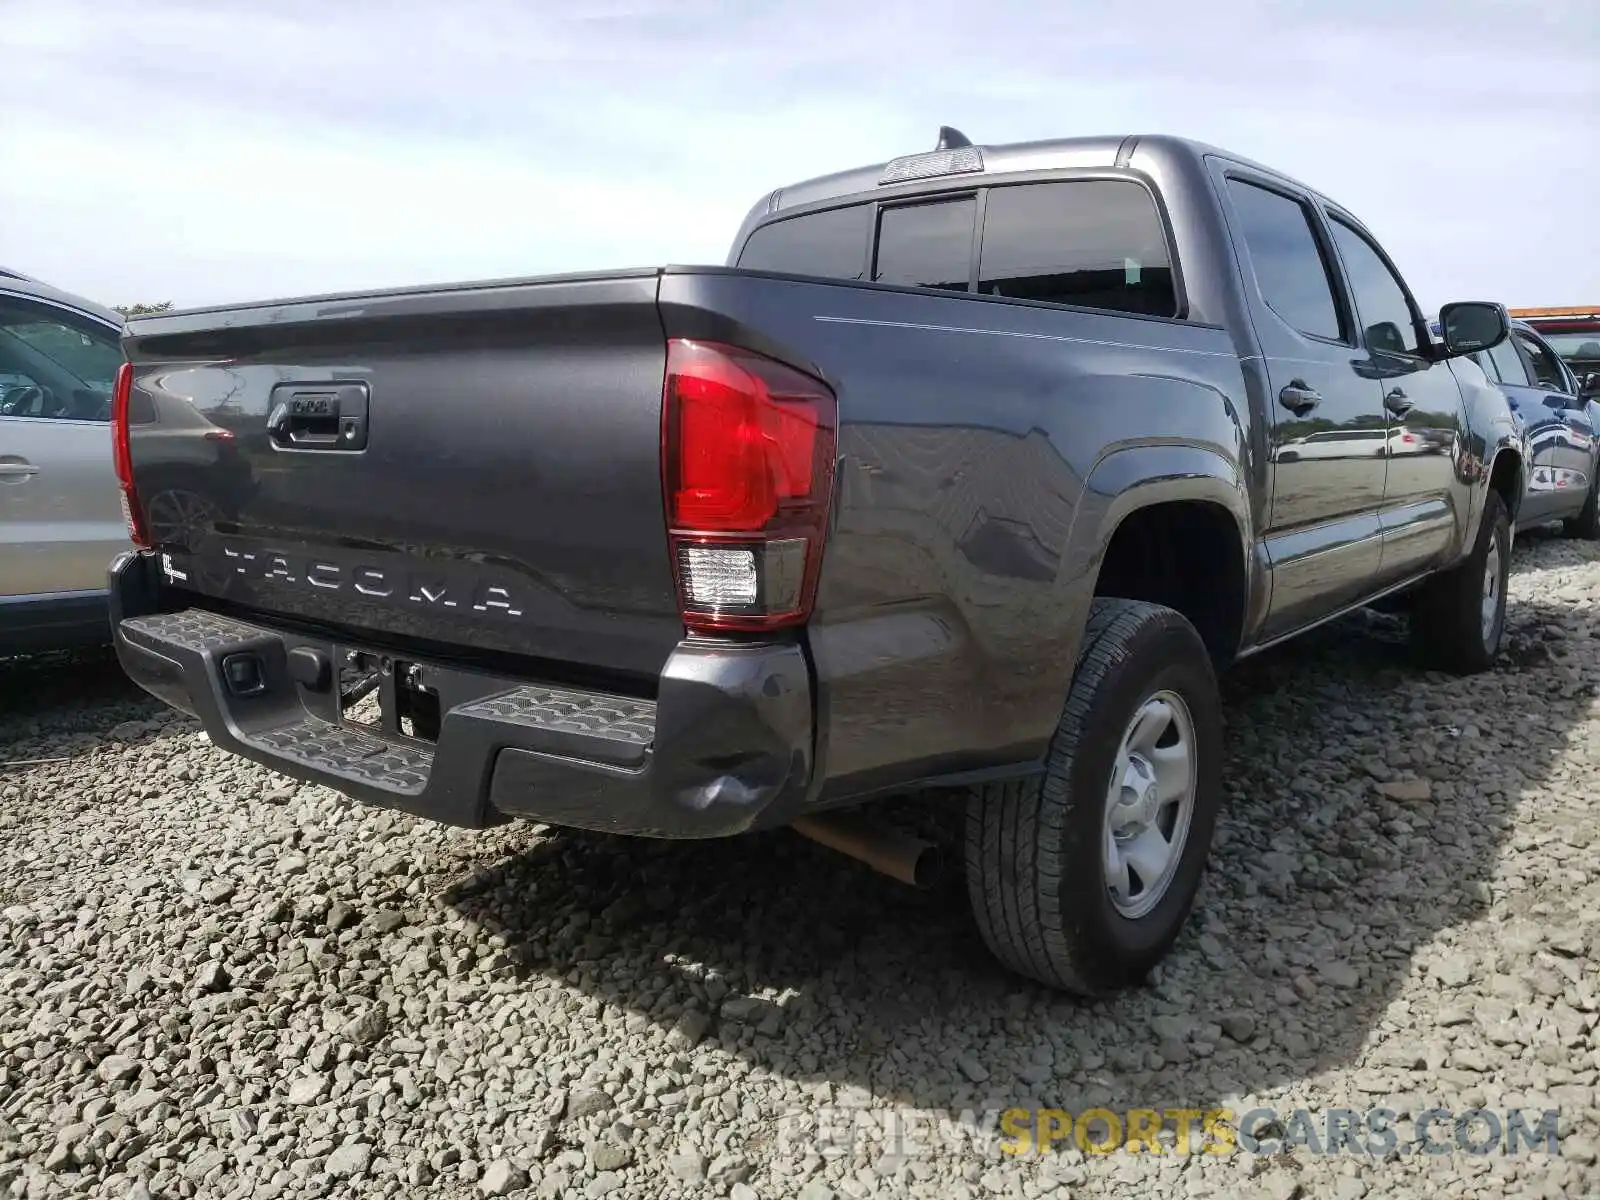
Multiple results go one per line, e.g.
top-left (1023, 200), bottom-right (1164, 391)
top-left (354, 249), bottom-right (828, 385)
top-left (0, 271), bottom-right (131, 653)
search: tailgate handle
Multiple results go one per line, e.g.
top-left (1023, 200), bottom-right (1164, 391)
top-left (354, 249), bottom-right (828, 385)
top-left (267, 383), bottom-right (369, 451)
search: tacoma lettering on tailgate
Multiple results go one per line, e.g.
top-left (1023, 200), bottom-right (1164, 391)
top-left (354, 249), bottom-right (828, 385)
top-left (220, 546), bottom-right (525, 617)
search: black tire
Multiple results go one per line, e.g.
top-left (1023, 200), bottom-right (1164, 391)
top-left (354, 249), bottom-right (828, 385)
top-left (1562, 472), bottom-right (1599, 539)
top-left (1410, 489), bottom-right (1510, 674)
top-left (965, 598), bottom-right (1223, 995)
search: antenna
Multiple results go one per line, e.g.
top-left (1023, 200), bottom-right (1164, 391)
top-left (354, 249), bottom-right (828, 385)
top-left (935, 126), bottom-right (973, 151)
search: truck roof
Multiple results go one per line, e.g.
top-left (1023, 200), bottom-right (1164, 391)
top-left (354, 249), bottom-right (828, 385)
top-left (753, 131), bottom-right (1330, 218)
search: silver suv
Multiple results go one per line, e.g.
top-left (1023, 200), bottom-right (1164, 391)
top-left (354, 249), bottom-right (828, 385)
top-left (0, 271), bottom-right (130, 653)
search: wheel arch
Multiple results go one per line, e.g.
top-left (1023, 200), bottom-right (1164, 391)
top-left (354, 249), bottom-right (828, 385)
top-left (1079, 444), bottom-right (1257, 668)
top-left (1466, 443), bottom-right (1523, 552)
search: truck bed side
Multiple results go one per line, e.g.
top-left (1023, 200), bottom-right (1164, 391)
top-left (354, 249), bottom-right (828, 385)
top-left (657, 269), bottom-right (1251, 798)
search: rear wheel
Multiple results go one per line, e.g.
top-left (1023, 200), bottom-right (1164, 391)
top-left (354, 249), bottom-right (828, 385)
top-left (1410, 490), bottom-right (1510, 674)
top-left (1562, 472), bottom-right (1599, 539)
top-left (965, 598), bottom-right (1222, 995)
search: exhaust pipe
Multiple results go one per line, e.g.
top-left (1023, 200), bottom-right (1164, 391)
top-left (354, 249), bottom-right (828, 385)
top-left (791, 812), bottom-right (945, 889)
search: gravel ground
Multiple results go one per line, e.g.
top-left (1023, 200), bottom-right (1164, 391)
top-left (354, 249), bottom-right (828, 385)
top-left (3, 530), bottom-right (1599, 1200)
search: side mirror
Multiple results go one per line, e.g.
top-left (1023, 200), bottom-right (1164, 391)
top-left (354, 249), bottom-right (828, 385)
top-left (1436, 301), bottom-right (1510, 359)
top-left (1583, 372), bottom-right (1600, 399)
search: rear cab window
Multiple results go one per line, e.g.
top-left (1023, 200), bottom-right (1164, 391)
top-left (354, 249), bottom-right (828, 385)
top-left (874, 198), bottom-right (974, 291)
top-left (736, 204), bottom-right (870, 280)
top-left (735, 178), bottom-right (1177, 320)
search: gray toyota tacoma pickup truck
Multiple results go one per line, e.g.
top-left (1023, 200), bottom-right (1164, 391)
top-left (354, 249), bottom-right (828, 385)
top-left (108, 130), bottom-right (1521, 995)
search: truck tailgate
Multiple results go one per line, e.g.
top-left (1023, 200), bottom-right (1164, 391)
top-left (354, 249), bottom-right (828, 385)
top-left (120, 270), bottom-right (682, 680)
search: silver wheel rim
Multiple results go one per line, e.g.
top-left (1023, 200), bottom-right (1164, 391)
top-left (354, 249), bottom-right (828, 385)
top-left (1480, 538), bottom-right (1501, 645)
top-left (1103, 690), bottom-right (1197, 920)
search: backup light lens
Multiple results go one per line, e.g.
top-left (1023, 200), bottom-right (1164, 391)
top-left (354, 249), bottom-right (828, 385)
top-left (678, 545), bottom-right (759, 608)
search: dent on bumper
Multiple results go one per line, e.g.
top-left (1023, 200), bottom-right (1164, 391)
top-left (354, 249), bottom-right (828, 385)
top-left (487, 639), bottom-right (814, 835)
top-left (107, 551), bottom-right (816, 836)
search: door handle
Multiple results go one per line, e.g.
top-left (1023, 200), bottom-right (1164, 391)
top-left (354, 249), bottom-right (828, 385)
top-left (1384, 387), bottom-right (1414, 417)
top-left (0, 462), bottom-right (40, 480)
top-left (1278, 381), bottom-right (1322, 417)
top-left (266, 383), bottom-right (370, 452)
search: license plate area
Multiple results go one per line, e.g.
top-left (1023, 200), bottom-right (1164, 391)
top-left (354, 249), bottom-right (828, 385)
top-left (338, 650), bottom-right (441, 743)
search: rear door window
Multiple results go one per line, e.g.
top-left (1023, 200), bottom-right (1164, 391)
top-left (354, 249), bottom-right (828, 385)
top-left (736, 204), bottom-right (871, 280)
top-left (978, 181), bottom-right (1176, 318)
top-left (1224, 179), bottom-right (1343, 340)
top-left (873, 198), bottom-right (976, 292)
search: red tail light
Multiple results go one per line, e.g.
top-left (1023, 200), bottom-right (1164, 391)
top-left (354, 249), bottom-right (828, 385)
top-left (662, 339), bottom-right (837, 633)
top-left (111, 361), bottom-right (150, 548)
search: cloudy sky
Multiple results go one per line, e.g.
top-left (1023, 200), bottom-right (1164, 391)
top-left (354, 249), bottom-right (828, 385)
top-left (3, 0), bottom-right (1595, 312)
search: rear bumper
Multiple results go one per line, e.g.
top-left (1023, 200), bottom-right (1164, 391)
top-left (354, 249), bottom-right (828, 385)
top-left (108, 551), bottom-right (815, 836)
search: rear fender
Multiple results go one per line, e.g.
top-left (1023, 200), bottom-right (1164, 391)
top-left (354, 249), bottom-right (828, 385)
top-left (1083, 442), bottom-right (1252, 559)
top-left (1055, 441), bottom-right (1258, 663)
